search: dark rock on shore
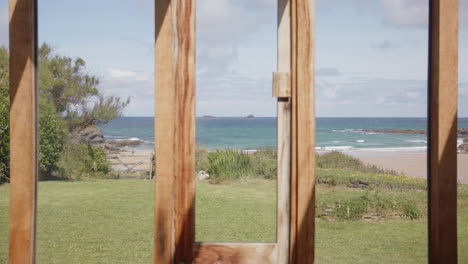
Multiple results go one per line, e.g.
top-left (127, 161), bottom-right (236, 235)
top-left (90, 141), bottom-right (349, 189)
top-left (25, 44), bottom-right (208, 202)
top-left (459, 144), bottom-right (468, 153)
top-left (70, 126), bottom-right (105, 145)
top-left (363, 129), bottom-right (426, 134)
top-left (106, 139), bottom-right (144, 148)
top-left (363, 128), bottom-right (468, 136)
top-left (460, 128), bottom-right (468, 137)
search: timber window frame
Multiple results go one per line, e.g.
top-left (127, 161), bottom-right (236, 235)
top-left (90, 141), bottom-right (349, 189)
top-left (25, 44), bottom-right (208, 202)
top-left (7, 0), bottom-right (459, 263)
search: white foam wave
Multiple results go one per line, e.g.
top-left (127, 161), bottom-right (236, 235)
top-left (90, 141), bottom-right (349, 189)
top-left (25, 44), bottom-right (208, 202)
top-left (323, 146), bottom-right (353, 151)
top-left (356, 140), bottom-right (365, 143)
top-left (128, 137), bottom-right (142, 141)
top-left (364, 132), bottom-right (381, 135)
top-left (405, 139), bottom-right (427, 143)
top-left (317, 146), bottom-right (427, 153)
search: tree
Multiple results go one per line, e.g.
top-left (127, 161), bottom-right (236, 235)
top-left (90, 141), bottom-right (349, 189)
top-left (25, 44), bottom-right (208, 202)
top-left (0, 44), bottom-right (129, 182)
top-left (39, 43), bottom-right (129, 130)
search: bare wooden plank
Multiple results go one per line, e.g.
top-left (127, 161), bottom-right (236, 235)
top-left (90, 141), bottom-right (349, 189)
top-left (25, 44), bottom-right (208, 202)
top-left (173, 0), bottom-right (196, 263)
top-left (277, 0), bottom-right (292, 263)
top-left (192, 243), bottom-right (276, 264)
top-left (428, 0), bottom-right (459, 262)
top-left (289, 0), bottom-right (298, 262)
top-left (293, 0), bottom-right (316, 263)
top-left (154, 0), bottom-right (176, 263)
top-left (8, 0), bottom-right (38, 263)
top-left (273, 72), bottom-right (291, 98)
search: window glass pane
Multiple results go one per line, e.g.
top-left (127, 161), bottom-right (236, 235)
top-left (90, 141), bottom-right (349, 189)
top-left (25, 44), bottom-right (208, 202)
top-left (315, 1), bottom-right (428, 262)
top-left (37, 1), bottom-right (154, 262)
top-left (195, 0), bottom-right (278, 242)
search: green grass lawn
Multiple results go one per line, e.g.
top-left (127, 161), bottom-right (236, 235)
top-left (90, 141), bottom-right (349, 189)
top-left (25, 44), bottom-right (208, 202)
top-left (1, 179), bottom-right (467, 263)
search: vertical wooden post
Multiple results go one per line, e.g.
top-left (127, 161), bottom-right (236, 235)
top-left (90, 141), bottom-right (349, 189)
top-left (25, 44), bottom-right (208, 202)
top-left (173, 1), bottom-right (196, 263)
top-left (155, 0), bottom-right (195, 263)
top-left (277, 0), bottom-right (291, 263)
top-left (428, 0), bottom-right (459, 263)
top-left (8, 0), bottom-right (38, 263)
top-left (291, 0), bottom-right (315, 263)
top-left (155, 0), bottom-right (176, 263)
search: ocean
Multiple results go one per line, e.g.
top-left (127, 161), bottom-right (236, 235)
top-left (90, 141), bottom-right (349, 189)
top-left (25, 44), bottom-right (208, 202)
top-left (99, 117), bottom-right (468, 152)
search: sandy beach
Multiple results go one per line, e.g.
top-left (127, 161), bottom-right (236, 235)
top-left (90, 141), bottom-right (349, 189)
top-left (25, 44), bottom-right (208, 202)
top-left (346, 151), bottom-right (468, 184)
top-left (107, 150), bottom-right (153, 176)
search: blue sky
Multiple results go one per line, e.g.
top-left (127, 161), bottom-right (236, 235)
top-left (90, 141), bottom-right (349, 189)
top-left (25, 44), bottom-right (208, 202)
top-left (0, 0), bottom-right (467, 117)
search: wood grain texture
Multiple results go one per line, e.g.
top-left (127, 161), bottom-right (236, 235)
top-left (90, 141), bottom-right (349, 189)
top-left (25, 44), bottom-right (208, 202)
top-left (8, 0), bottom-right (38, 263)
top-left (192, 243), bottom-right (276, 264)
top-left (273, 72), bottom-right (291, 98)
top-left (289, 0), bottom-right (298, 261)
top-left (292, 0), bottom-right (316, 263)
top-left (154, 0), bottom-right (176, 263)
top-left (277, 0), bottom-right (292, 263)
top-left (173, 0), bottom-right (196, 263)
top-left (155, 1), bottom-right (196, 263)
top-left (428, 0), bottom-right (459, 263)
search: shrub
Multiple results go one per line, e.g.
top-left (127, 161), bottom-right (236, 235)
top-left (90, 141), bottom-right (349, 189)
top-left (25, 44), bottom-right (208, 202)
top-left (195, 147), bottom-right (209, 172)
top-left (326, 190), bottom-right (423, 221)
top-left (207, 149), bottom-right (252, 183)
top-left (59, 143), bottom-right (111, 180)
top-left (250, 148), bottom-right (277, 180)
top-left (39, 101), bottom-right (65, 178)
top-left (317, 151), bottom-right (400, 175)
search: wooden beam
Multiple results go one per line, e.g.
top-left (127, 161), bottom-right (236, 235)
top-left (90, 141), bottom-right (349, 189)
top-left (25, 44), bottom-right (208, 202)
top-left (428, 0), bottom-right (459, 263)
top-left (154, 0), bottom-right (195, 263)
top-left (154, 0), bottom-right (176, 263)
top-left (289, 0), bottom-right (298, 261)
top-left (8, 0), bottom-right (38, 263)
top-left (173, 0), bottom-right (196, 263)
top-left (192, 243), bottom-right (276, 264)
top-left (277, 0), bottom-right (292, 263)
top-left (292, 0), bottom-right (315, 263)
top-left (273, 72), bottom-right (291, 98)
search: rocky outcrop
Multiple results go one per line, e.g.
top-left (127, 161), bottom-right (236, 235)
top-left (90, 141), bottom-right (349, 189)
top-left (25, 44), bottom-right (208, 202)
top-left (459, 144), bottom-right (468, 153)
top-left (362, 129), bottom-right (426, 134)
top-left (460, 128), bottom-right (468, 137)
top-left (362, 128), bottom-right (468, 136)
top-left (106, 139), bottom-right (144, 148)
top-left (69, 126), bottom-right (105, 145)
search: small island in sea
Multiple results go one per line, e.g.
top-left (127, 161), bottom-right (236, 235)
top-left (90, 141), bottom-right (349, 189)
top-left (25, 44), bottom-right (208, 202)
top-left (201, 115), bottom-right (217, 119)
top-left (244, 114), bottom-right (255, 119)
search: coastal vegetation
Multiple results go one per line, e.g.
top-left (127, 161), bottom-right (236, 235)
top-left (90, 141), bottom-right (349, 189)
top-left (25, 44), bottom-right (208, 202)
top-left (1, 179), bottom-right (466, 263)
top-left (0, 45), bottom-right (128, 183)
top-left (196, 149), bottom-right (427, 221)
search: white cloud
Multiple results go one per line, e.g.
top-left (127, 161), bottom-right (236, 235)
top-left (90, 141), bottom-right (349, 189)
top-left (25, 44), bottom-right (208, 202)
top-left (317, 67), bottom-right (342, 76)
top-left (107, 68), bottom-right (149, 82)
top-left (381, 0), bottom-right (468, 28)
top-left (316, 77), bottom-right (428, 117)
top-left (372, 40), bottom-right (399, 50)
top-left (380, 0), bottom-right (428, 27)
